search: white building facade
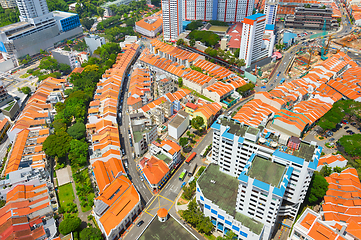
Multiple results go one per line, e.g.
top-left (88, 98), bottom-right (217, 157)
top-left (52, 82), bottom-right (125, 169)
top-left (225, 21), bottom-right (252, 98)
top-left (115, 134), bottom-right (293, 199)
top-left (239, 13), bottom-right (267, 67)
top-left (264, 0), bottom-right (278, 25)
top-left (162, 0), bottom-right (183, 41)
top-left (168, 110), bottom-right (189, 140)
top-left (183, 0), bottom-right (254, 22)
top-left (198, 116), bottom-right (323, 239)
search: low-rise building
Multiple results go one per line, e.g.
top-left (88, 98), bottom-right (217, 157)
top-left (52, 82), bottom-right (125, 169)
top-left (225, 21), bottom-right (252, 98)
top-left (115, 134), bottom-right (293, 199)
top-left (139, 156), bottom-right (170, 191)
top-left (168, 110), bottom-right (189, 140)
top-left (135, 12), bottom-right (163, 38)
top-left (285, 4), bottom-right (338, 29)
top-left (0, 118), bottom-right (10, 141)
top-left (132, 124), bottom-right (158, 158)
top-left (52, 48), bottom-right (81, 69)
top-left (158, 78), bottom-right (173, 96)
top-left (93, 176), bottom-right (141, 240)
top-left (193, 102), bottom-right (222, 130)
top-left (85, 34), bottom-right (106, 54)
top-left (185, 102), bottom-right (198, 117)
top-left (203, 81), bottom-right (234, 102)
top-left (150, 139), bottom-right (182, 169)
top-left (316, 154), bottom-right (348, 171)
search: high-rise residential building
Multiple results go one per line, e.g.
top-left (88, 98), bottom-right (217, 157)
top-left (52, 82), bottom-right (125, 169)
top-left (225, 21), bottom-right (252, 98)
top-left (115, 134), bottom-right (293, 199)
top-left (264, 0), bottom-right (278, 25)
top-left (183, 0), bottom-right (254, 22)
top-left (0, 0), bottom-right (16, 8)
top-left (196, 116), bottom-right (322, 239)
top-left (0, 0), bottom-right (82, 59)
top-left (239, 13), bottom-right (267, 67)
top-left (16, 0), bottom-right (50, 22)
top-left (162, 0), bottom-right (183, 41)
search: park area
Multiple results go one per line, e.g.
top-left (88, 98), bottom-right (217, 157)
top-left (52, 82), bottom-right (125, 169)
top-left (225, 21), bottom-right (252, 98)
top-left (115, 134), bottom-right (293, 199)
top-left (58, 183), bottom-right (75, 209)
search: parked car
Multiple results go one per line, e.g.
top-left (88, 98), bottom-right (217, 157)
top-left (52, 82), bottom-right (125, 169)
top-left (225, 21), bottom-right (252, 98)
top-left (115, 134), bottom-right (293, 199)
top-left (346, 130), bottom-right (353, 133)
top-left (137, 220), bottom-right (144, 227)
top-left (326, 131), bottom-right (333, 136)
top-left (331, 128), bottom-right (338, 132)
top-left (122, 149), bottom-right (125, 156)
top-left (342, 120), bottom-right (348, 124)
top-left (350, 131), bottom-right (355, 135)
top-left (181, 182), bottom-right (186, 188)
top-left (351, 122), bottom-right (357, 126)
top-left (330, 138), bottom-right (335, 141)
top-left (344, 126), bottom-right (350, 130)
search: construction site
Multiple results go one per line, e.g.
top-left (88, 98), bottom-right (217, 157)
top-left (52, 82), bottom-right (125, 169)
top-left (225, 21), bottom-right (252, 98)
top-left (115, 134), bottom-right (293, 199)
top-left (335, 27), bottom-right (361, 49)
top-left (288, 34), bottom-right (336, 79)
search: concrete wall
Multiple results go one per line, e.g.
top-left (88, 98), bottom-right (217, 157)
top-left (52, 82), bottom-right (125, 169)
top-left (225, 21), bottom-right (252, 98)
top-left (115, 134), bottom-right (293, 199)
top-left (0, 58), bottom-right (16, 72)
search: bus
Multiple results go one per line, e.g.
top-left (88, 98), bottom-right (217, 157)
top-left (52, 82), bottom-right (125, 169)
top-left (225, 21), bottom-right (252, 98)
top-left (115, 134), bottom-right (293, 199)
top-left (188, 163), bottom-right (198, 177)
top-left (179, 169), bottom-right (187, 181)
top-left (185, 152), bottom-right (196, 164)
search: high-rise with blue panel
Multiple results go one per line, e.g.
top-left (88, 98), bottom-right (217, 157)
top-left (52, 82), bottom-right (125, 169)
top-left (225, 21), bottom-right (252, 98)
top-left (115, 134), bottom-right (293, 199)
top-left (196, 116), bottom-right (322, 239)
top-left (53, 11), bottom-right (81, 33)
top-left (264, 0), bottom-right (279, 25)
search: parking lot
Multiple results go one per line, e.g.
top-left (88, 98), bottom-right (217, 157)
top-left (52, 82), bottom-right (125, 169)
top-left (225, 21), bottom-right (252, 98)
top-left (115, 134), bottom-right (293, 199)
top-left (304, 122), bottom-right (360, 155)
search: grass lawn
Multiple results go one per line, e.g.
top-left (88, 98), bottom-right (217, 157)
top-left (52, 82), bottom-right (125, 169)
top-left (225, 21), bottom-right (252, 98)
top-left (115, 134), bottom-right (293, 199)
top-left (20, 73), bottom-right (30, 78)
top-left (205, 233), bottom-right (216, 240)
top-left (58, 183), bottom-right (75, 208)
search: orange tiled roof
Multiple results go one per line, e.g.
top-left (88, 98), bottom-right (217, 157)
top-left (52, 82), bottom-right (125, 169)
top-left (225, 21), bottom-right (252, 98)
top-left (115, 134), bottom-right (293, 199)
top-left (159, 139), bottom-right (181, 155)
top-left (142, 156), bottom-right (170, 185)
top-left (318, 154), bottom-right (347, 168)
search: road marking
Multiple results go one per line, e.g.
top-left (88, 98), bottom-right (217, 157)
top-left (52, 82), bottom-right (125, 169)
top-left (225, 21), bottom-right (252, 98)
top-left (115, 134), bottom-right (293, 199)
top-left (159, 194), bottom-right (174, 203)
top-left (144, 210), bottom-right (154, 217)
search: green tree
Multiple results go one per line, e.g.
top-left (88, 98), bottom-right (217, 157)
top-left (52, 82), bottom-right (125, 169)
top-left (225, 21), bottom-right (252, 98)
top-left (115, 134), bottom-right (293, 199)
top-left (177, 38), bottom-right (185, 46)
top-left (52, 119), bottom-right (67, 133)
top-left (59, 216), bottom-right (81, 235)
top-left (67, 122), bottom-right (86, 140)
top-left (0, 199), bottom-right (5, 208)
top-left (320, 165), bottom-right (332, 177)
top-left (306, 172), bottom-right (329, 205)
top-left (234, 48), bottom-right (240, 58)
top-left (46, 0), bottom-right (68, 12)
top-left (180, 137), bottom-right (188, 147)
top-left (186, 20), bottom-right (203, 31)
top-left (125, 18), bottom-right (136, 27)
top-left (216, 231), bottom-right (238, 240)
top-left (178, 77), bottom-right (183, 87)
top-left (80, 227), bottom-right (103, 240)
top-left (20, 86), bottom-right (31, 95)
top-left (59, 63), bottom-right (71, 75)
top-left (39, 56), bottom-right (59, 72)
top-left (97, 7), bottom-right (104, 20)
top-left (189, 39), bottom-right (196, 47)
top-left (191, 116), bottom-right (204, 131)
top-left (236, 58), bottom-right (246, 68)
top-left (68, 139), bottom-right (88, 167)
top-left (81, 17), bottom-right (95, 31)
top-left (42, 131), bottom-right (72, 158)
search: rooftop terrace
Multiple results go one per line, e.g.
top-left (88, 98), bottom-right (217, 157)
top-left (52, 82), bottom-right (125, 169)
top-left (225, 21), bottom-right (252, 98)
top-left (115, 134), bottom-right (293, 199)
top-left (138, 215), bottom-right (196, 240)
top-left (292, 142), bottom-right (315, 162)
top-left (219, 118), bottom-right (264, 137)
top-left (156, 153), bottom-right (172, 165)
top-left (247, 156), bottom-right (286, 187)
top-left (198, 164), bottom-right (264, 235)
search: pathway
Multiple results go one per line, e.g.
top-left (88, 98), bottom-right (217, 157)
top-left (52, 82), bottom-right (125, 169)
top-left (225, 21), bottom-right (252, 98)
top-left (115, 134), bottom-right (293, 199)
top-left (66, 165), bottom-right (91, 223)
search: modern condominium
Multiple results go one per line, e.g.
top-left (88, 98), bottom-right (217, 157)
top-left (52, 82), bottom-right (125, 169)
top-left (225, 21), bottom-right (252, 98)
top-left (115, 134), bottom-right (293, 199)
top-left (196, 116), bottom-right (322, 239)
top-left (162, 0), bottom-right (183, 41)
top-left (239, 13), bottom-right (267, 67)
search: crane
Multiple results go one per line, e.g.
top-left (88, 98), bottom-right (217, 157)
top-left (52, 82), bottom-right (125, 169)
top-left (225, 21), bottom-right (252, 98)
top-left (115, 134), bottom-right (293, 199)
top-left (306, 47), bottom-right (316, 70)
top-left (321, 19), bottom-right (328, 60)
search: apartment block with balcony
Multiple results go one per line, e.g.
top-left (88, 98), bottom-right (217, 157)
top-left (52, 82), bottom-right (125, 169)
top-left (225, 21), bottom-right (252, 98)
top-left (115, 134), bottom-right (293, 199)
top-left (204, 116), bottom-right (322, 238)
top-left (132, 124), bottom-right (158, 158)
top-left (285, 4), bottom-right (338, 30)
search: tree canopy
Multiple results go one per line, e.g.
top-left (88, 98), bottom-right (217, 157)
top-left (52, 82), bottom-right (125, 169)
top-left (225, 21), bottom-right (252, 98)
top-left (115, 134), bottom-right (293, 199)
top-left (42, 131), bottom-right (72, 158)
top-left (188, 30), bottom-right (220, 47)
top-left (182, 199), bottom-right (213, 234)
top-left (67, 122), bottom-right (86, 140)
top-left (20, 86), bottom-right (31, 95)
top-left (39, 56), bottom-right (59, 72)
top-left (179, 137), bottom-right (188, 147)
top-left (0, 6), bottom-right (20, 27)
top-left (191, 116), bottom-right (205, 131)
top-left (186, 20), bottom-right (203, 31)
top-left (46, 0), bottom-right (68, 12)
top-left (306, 172), bottom-right (329, 205)
top-left (59, 216), bottom-right (82, 235)
top-left (80, 227), bottom-right (103, 240)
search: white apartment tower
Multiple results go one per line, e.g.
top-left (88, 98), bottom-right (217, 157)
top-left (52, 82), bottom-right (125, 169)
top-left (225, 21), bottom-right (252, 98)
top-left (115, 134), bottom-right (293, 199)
top-left (162, 0), bottom-right (183, 41)
top-left (195, 116), bottom-right (322, 239)
top-left (16, 0), bottom-right (51, 22)
top-left (183, 0), bottom-right (254, 22)
top-left (239, 13), bottom-right (266, 67)
top-left (264, 0), bottom-right (279, 25)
